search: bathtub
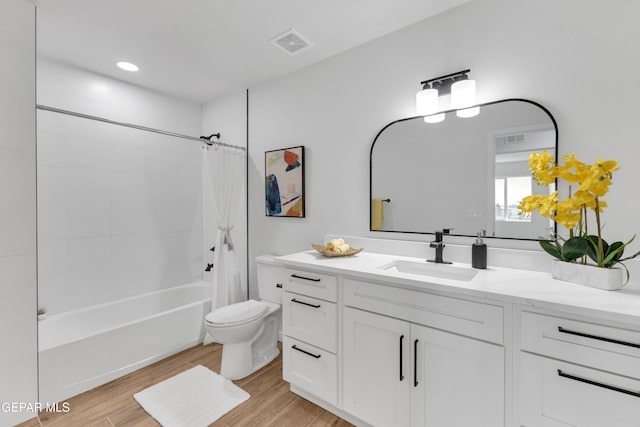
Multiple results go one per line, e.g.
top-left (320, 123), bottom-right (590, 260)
top-left (38, 281), bottom-right (211, 404)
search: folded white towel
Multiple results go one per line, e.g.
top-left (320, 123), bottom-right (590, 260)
top-left (326, 238), bottom-right (345, 250)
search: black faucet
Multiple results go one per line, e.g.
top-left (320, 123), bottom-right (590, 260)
top-left (427, 230), bottom-right (452, 264)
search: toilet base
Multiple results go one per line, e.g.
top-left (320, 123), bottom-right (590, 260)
top-left (218, 309), bottom-right (280, 380)
top-left (220, 342), bottom-right (280, 380)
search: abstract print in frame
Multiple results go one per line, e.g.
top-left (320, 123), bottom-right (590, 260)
top-left (265, 146), bottom-right (305, 217)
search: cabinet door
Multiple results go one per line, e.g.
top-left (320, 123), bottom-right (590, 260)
top-left (410, 324), bottom-right (504, 427)
top-left (343, 307), bottom-right (411, 427)
top-left (519, 352), bottom-right (640, 427)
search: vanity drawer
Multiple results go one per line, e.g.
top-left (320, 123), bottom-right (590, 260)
top-left (519, 352), bottom-right (640, 427)
top-left (284, 269), bottom-right (337, 302)
top-left (283, 291), bottom-right (337, 353)
top-left (343, 278), bottom-right (504, 344)
top-left (520, 311), bottom-right (640, 379)
top-left (283, 336), bottom-right (337, 407)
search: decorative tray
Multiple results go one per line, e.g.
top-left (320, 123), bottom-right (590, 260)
top-left (311, 243), bottom-right (364, 257)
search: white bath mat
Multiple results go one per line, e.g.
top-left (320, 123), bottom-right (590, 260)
top-left (134, 365), bottom-right (250, 427)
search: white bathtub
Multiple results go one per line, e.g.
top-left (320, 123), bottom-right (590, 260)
top-left (38, 282), bottom-right (211, 404)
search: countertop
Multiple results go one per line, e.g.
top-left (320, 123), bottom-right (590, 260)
top-left (277, 250), bottom-right (640, 325)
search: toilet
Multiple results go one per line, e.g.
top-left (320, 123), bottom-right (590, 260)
top-left (204, 254), bottom-right (283, 380)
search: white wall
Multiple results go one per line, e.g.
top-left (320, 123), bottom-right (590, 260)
top-left (201, 91), bottom-right (248, 299)
top-left (235, 0), bottom-right (640, 293)
top-left (0, 1), bottom-right (37, 425)
top-left (37, 59), bottom-right (204, 315)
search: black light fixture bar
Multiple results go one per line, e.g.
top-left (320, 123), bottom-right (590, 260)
top-left (419, 69), bottom-right (471, 95)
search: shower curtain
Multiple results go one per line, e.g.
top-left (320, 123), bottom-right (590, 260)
top-left (203, 144), bottom-right (246, 310)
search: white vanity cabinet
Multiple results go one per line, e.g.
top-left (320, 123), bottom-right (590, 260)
top-left (343, 278), bottom-right (505, 427)
top-left (282, 268), bottom-right (338, 406)
top-left (277, 250), bottom-right (640, 427)
top-left (518, 309), bottom-right (640, 427)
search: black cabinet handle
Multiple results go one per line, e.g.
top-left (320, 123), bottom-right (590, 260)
top-left (558, 327), bottom-right (640, 349)
top-left (414, 339), bottom-right (419, 387)
top-left (276, 283), bottom-right (283, 288)
top-left (291, 274), bottom-right (321, 282)
top-left (399, 335), bottom-right (405, 381)
top-left (291, 298), bottom-right (321, 308)
top-left (557, 369), bottom-right (640, 398)
top-left (292, 345), bottom-right (321, 359)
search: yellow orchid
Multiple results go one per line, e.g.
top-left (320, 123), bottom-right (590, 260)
top-left (518, 192), bottom-right (558, 218)
top-left (518, 152), bottom-right (637, 271)
top-left (529, 150), bottom-right (558, 185)
top-left (557, 154), bottom-right (589, 183)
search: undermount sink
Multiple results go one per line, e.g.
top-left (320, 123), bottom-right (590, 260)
top-left (380, 260), bottom-right (478, 282)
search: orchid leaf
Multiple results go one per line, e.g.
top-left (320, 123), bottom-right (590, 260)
top-left (539, 240), bottom-right (562, 260)
top-left (602, 235), bottom-right (636, 267)
top-left (602, 241), bottom-right (625, 267)
top-left (584, 235), bottom-right (608, 264)
top-left (561, 237), bottom-right (589, 262)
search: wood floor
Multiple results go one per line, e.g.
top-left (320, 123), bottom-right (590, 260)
top-left (17, 342), bottom-right (353, 427)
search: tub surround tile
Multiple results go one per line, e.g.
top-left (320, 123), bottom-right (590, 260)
top-left (36, 107), bottom-right (203, 314)
top-left (37, 240), bottom-right (69, 314)
top-left (36, 167), bottom-right (68, 241)
top-left (66, 170), bottom-right (111, 239)
top-left (110, 172), bottom-right (201, 236)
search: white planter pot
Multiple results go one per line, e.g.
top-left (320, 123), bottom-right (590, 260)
top-left (550, 259), bottom-right (626, 291)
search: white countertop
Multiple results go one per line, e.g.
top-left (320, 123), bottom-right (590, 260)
top-left (277, 250), bottom-right (640, 325)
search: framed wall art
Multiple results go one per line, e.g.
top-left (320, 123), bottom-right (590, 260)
top-left (265, 146), bottom-right (305, 217)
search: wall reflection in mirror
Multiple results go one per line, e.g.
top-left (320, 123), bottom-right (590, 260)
top-left (370, 99), bottom-right (557, 240)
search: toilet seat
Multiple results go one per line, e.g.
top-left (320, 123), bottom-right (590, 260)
top-left (205, 300), bottom-right (267, 327)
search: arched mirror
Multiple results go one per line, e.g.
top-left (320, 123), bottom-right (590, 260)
top-left (370, 99), bottom-right (558, 240)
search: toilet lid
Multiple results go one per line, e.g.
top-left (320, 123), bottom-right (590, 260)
top-left (205, 300), bottom-right (268, 326)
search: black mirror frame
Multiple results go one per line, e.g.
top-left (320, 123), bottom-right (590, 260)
top-left (369, 98), bottom-right (559, 241)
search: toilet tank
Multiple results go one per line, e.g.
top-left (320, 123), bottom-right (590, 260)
top-left (256, 254), bottom-right (285, 304)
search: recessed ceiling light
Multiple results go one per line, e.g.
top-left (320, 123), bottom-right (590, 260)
top-left (116, 61), bottom-right (139, 72)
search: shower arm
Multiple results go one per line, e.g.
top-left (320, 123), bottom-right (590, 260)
top-left (200, 133), bottom-right (221, 144)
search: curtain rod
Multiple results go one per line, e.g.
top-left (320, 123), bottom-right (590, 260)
top-left (36, 104), bottom-right (246, 151)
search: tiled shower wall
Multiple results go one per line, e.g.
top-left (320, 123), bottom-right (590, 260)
top-left (37, 110), bottom-right (203, 315)
top-left (36, 59), bottom-right (204, 316)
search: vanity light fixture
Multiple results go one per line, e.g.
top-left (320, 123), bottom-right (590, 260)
top-left (116, 61), bottom-right (139, 72)
top-left (416, 69), bottom-right (479, 122)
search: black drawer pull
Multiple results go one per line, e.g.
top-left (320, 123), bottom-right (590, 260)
top-left (292, 345), bottom-right (321, 359)
top-left (557, 369), bottom-right (640, 398)
top-left (291, 298), bottom-right (321, 308)
top-left (414, 339), bottom-right (419, 387)
top-left (276, 283), bottom-right (282, 288)
top-left (558, 327), bottom-right (640, 349)
top-left (291, 274), bottom-right (321, 282)
top-left (399, 335), bottom-right (405, 381)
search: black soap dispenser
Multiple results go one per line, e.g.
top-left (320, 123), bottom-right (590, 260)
top-left (472, 232), bottom-right (487, 269)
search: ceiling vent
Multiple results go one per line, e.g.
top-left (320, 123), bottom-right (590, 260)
top-left (270, 28), bottom-right (313, 56)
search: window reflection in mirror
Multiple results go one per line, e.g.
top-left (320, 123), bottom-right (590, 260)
top-left (370, 99), bottom-right (557, 241)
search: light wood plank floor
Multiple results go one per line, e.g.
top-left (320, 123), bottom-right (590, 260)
top-left (17, 343), bottom-right (353, 427)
